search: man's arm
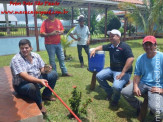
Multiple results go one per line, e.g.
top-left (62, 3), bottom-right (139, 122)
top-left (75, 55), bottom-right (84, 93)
top-left (116, 57), bottom-right (134, 80)
top-left (133, 75), bottom-right (141, 96)
top-left (90, 45), bottom-right (103, 58)
top-left (40, 66), bottom-right (52, 74)
top-left (151, 87), bottom-right (163, 94)
top-left (19, 72), bottom-right (48, 87)
top-left (69, 33), bottom-right (79, 41)
top-left (87, 34), bottom-right (91, 45)
top-left (40, 31), bottom-right (58, 37)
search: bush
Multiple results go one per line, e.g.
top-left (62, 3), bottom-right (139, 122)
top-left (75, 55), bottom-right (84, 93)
top-left (69, 86), bottom-right (92, 118)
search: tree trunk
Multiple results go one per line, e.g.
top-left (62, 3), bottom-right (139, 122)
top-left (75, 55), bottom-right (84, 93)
top-left (3, 3), bottom-right (10, 34)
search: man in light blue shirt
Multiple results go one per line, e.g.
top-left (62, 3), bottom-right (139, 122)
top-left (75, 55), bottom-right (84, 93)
top-left (70, 15), bottom-right (91, 68)
top-left (121, 36), bottom-right (163, 121)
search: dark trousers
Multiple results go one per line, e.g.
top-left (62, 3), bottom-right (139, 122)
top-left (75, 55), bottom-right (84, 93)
top-left (77, 45), bottom-right (89, 64)
top-left (13, 70), bottom-right (58, 106)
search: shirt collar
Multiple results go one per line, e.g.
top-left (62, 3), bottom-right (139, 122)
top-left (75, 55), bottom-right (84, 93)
top-left (111, 42), bottom-right (121, 48)
top-left (20, 52), bottom-right (34, 60)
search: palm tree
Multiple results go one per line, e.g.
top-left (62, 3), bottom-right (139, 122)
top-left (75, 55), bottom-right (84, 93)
top-left (60, 27), bottom-right (74, 60)
top-left (118, 0), bottom-right (163, 35)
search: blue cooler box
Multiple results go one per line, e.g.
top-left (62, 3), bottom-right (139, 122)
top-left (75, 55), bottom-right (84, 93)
top-left (89, 48), bottom-right (105, 72)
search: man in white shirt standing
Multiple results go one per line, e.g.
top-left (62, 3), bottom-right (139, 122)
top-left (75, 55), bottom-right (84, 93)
top-left (70, 15), bottom-right (91, 68)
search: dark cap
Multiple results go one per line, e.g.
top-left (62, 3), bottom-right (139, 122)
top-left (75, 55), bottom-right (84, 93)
top-left (46, 7), bottom-right (58, 16)
top-left (48, 7), bottom-right (55, 13)
top-left (77, 15), bottom-right (85, 22)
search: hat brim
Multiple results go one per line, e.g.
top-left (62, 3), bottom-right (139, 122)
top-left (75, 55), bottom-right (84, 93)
top-left (45, 13), bottom-right (59, 16)
top-left (143, 40), bottom-right (155, 44)
top-left (76, 19), bottom-right (85, 22)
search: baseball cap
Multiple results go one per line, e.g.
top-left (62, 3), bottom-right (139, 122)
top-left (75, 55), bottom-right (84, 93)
top-left (143, 36), bottom-right (157, 44)
top-left (46, 7), bottom-right (59, 16)
top-left (77, 15), bottom-right (85, 22)
top-left (107, 29), bottom-right (121, 37)
top-left (48, 7), bottom-right (55, 13)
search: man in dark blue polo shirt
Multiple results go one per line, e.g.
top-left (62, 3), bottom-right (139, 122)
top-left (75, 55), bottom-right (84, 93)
top-left (90, 29), bottom-right (134, 106)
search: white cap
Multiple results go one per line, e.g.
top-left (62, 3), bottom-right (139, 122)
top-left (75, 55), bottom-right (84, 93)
top-left (107, 29), bottom-right (121, 37)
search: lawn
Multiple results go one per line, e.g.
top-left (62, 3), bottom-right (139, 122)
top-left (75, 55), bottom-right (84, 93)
top-left (0, 38), bottom-right (163, 122)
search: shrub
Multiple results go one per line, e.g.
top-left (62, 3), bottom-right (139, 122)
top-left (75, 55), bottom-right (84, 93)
top-left (69, 86), bottom-right (92, 118)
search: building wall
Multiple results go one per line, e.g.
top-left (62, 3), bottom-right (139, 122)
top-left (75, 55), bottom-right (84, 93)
top-left (0, 37), bottom-right (45, 56)
top-left (0, 36), bottom-right (77, 56)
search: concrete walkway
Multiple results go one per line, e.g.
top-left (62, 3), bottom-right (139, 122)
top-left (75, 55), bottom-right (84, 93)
top-left (0, 66), bottom-right (43, 122)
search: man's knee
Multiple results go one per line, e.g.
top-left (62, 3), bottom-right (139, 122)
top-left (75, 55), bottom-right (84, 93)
top-left (112, 83), bottom-right (123, 91)
top-left (121, 86), bottom-right (133, 97)
top-left (48, 70), bottom-right (58, 80)
top-left (25, 83), bottom-right (38, 95)
top-left (96, 72), bottom-right (102, 82)
top-left (149, 103), bottom-right (163, 117)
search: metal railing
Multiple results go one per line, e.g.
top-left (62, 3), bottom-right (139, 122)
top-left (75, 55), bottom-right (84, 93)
top-left (0, 25), bottom-right (73, 38)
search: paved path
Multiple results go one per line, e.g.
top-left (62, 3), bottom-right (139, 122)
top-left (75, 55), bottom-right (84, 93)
top-left (0, 66), bottom-right (43, 122)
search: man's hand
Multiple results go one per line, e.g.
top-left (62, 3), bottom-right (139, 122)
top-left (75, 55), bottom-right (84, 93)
top-left (51, 30), bottom-right (59, 35)
top-left (87, 40), bottom-right (90, 45)
top-left (151, 87), bottom-right (163, 94)
top-left (57, 31), bottom-right (64, 35)
top-left (44, 65), bottom-right (52, 74)
top-left (116, 72), bottom-right (125, 80)
top-left (90, 49), bottom-right (96, 58)
top-left (133, 86), bottom-right (141, 97)
top-left (76, 37), bottom-right (80, 41)
top-left (40, 79), bottom-right (48, 87)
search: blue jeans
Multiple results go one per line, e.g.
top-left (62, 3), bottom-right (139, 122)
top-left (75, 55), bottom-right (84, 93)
top-left (13, 70), bottom-right (58, 106)
top-left (121, 82), bottom-right (163, 119)
top-left (77, 45), bottom-right (89, 64)
top-left (96, 67), bottom-right (131, 103)
top-left (45, 43), bottom-right (67, 74)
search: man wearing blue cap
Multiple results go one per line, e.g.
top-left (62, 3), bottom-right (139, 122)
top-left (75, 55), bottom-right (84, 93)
top-left (40, 7), bottom-right (72, 77)
top-left (90, 29), bottom-right (134, 106)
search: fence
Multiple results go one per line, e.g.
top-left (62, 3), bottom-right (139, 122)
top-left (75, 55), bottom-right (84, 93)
top-left (0, 25), bottom-right (72, 37)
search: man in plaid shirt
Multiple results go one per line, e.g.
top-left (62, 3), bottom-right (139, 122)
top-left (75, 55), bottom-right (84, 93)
top-left (11, 39), bottom-right (58, 114)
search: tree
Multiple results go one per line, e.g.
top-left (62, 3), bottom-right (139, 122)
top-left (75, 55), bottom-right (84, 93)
top-left (118, 0), bottom-right (163, 35)
top-left (107, 17), bottom-right (121, 31)
top-left (96, 11), bottom-right (121, 34)
top-left (3, 3), bottom-right (10, 34)
top-left (79, 8), bottom-right (104, 35)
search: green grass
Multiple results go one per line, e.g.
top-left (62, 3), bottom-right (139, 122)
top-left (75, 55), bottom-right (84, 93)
top-left (91, 34), bottom-right (105, 39)
top-left (0, 28), bottom-right (27, 36)
top-left (0, 38), bottom-right (163, 122)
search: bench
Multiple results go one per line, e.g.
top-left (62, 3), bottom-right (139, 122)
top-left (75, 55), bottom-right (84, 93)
top-left (0, 66), bottom-right (43, 122)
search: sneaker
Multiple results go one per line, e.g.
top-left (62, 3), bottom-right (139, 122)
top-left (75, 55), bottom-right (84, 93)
top-left (38, 103), bottom-right (47, 115)
top-left (106, 94), bottom-right (112, 101)
top-left (40, 105), bottom-right (47, 115)
top-left (81, 63), bottom-right (84, 68)
top-left (42, 95), bottom-right (56, 101)
top-left (153, 117), bottom-right (162, 122)
top-left (62, 73), bottom-right (72, 77)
